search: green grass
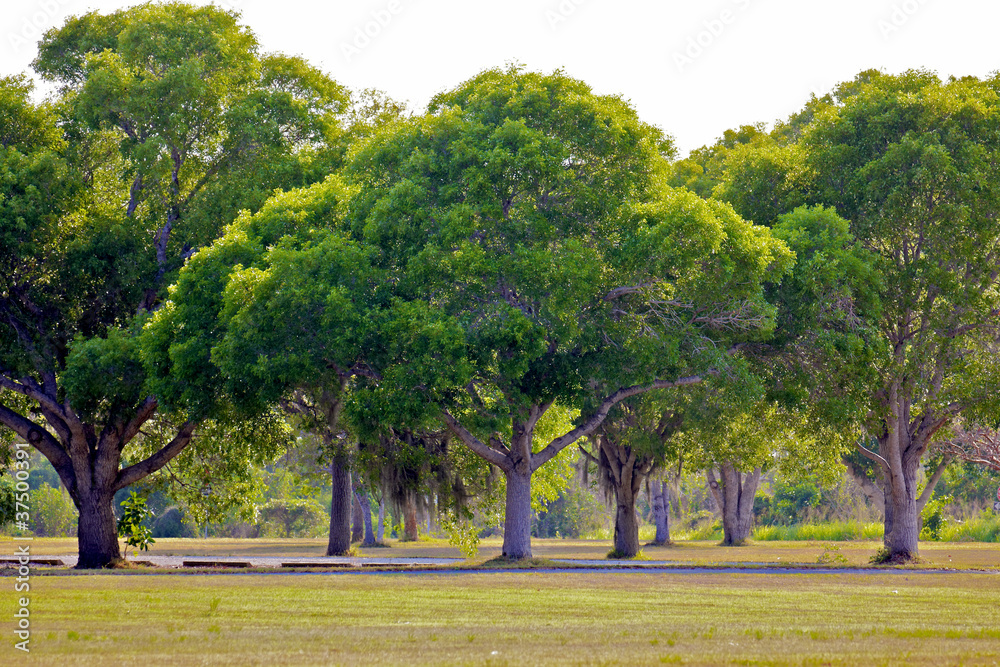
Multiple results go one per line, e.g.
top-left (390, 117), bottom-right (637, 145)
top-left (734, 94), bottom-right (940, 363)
top-left (753, 520), bottom-right (885, 541)
top-left (938, 514), bottom-right (1000, 543)
top-left (21, 570), bottom-right (1000, 665)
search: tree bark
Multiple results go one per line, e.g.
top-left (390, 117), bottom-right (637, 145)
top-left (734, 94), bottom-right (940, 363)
top-left (613, 489), bottom-right (641, 557)
top-left (76, 490), bottom-right (121, 568)
top-left (860, 385), bottom-right (955, 562)
top-left (326, 460), bottom-right (352, 555)
top-left (708, 463), bottom-right (761, 546)
top-left (376, 496), bottom-right (385, 543)
top-left (651, 480), bottom-right (670, 546)
top-left (402, 490), bottom-right (419, 541)
top-left (502, 464), bottom-right (533, 559)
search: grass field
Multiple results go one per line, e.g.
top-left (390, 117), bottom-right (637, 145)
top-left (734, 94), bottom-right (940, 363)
top-left (5, 536), bottom-right (1000, 570)
top-left (8, 569), bottom-right (1000, 665)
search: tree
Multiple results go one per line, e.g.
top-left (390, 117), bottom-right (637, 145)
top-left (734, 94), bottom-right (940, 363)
top-left (579, 394), bottom-right (686, 557)
top-left (718, 71), bottom-right (1000, 561)
top-left (0, 4), bottom-right (349, 567)
top-left (345, 66), bottom-right (793, 559)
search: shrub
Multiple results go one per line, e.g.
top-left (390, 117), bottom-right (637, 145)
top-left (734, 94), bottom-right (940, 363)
top-left (258, 499), bottom-right (326, 537)
top-left (31, 485), bottom-right (77, 537)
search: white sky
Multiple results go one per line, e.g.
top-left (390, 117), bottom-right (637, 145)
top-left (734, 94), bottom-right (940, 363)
top-left (3, 0), bottom-right (999, 155)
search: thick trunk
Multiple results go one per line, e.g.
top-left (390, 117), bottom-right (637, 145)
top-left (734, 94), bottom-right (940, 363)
top-left (402, 491), bottom-right (419, 541)
top-left (502, 466), bottom-right (533, 559)
top-left (709, 463), bottom-right (761, 546)
top-left (881, 448), bottom-right (920, 559)
top-left (351, 491), bottom-right (364, 543)
top-left (651, 480), bottom-right (670, 546)
top-left (326, 460), bottom-right (352, 555)
top-left (612, 488), bottom-right (641, 557)
top-left (76, 491), bottom-right (121, 569)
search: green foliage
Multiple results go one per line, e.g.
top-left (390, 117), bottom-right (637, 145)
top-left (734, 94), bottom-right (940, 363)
top-left (753, 521), bottom-right (883, 541)
top-left (118, 491), bottom-right (155, 556)
top-left (258, 498), bottom-right (326, 538)
top-left (920, 495), bottom-right (952, 541)
top-left (534, 479), bottom-right (606, 539)
top-left (938, 514), bottom-right (1000, 543)
top-left (441, 509), bottom-right (481, 559)
top-left (0, 476), bottom-right (15, 528)
top-left (32, 485), bottom-right (78, 537)
top-left (816, 544), bottom-right (849, 565)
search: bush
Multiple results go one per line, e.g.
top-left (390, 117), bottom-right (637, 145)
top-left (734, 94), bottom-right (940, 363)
top-left (919, 495), bottom-right (951, 541)
top-left (32, 485), bottom-right (77, 537)
top-left (258, 499), bottom-right (326, 537)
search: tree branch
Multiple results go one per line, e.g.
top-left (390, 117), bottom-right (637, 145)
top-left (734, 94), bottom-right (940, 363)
top-left (440, 410), bottom-right (512, 472)
top-left (531, 375), bottom-right (704, 471)
top-left (113, 421), bottom-right (197, 492)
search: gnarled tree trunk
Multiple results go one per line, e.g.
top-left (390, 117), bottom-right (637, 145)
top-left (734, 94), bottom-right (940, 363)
top-left (2, 391), bottom-right (196, 569)
top-left (707, 463), bottom-right (761, 546)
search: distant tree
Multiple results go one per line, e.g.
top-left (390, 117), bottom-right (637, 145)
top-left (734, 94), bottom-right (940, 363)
top-left (718, 71), bottom-right (1000, 561)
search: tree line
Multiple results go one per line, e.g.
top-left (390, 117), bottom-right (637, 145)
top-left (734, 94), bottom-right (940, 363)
top-left (2, 3), bottom-right (999, 568)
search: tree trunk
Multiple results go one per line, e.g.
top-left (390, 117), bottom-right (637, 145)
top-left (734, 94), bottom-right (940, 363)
top-left (358, 489), bottom-right (376, 547)
top-left (351, 490), bottom-right (364, 543)
top-left (326, 460), bottom-right (352, 555)
top-left (708, 463), bottom-right (761, 546)
top-left (651, 480), bottom-right (670, 546)
top-left (76, 490), bottom-right (121, 569)
top-left (502, 464), bottom-right (533, 559)
top-left (376, 496), bottom-right (385, 543)
top-left (613, 487), bottom-right (641, 557)
top-left (402, 491), bottom-right (419, 541)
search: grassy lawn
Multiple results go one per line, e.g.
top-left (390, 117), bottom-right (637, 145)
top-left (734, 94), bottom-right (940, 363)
top-left (5, 536), bottom-right (1000, 569)
top-left (10, 570), bottom-right (1000, 665)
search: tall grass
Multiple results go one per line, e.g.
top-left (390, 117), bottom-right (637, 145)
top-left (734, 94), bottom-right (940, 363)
top-left (938, 514), bottom-right (1000, 543)
top-left (752, 521), bottom-right (883, 541)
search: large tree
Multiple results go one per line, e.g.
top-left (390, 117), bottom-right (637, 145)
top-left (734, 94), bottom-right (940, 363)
top-left (718, 71), bottom-right (1000, 561)
top-left (0, 3), bottom-right (349, 567)
top-left (344, 67), bottom-right (793, 559)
